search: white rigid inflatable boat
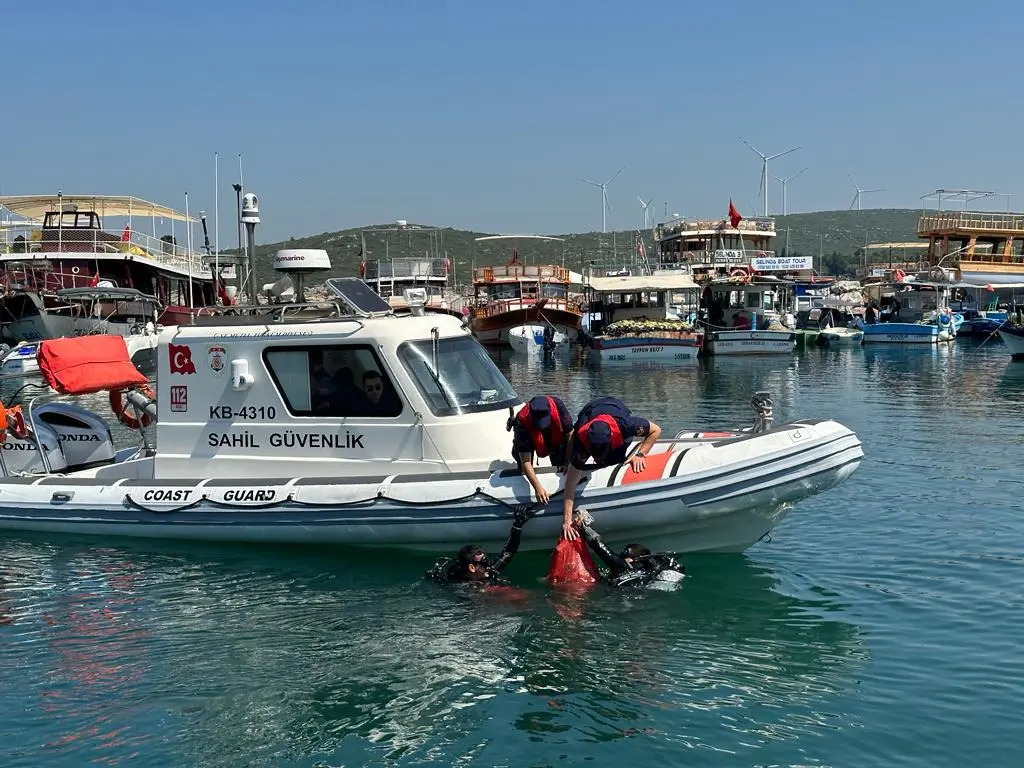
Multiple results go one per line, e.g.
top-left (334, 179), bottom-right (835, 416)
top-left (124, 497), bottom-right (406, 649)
top-left (0, 274), bottom-right (864, 554)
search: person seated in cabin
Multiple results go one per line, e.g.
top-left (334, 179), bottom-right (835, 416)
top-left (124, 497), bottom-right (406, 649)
top-left (732, 313), bottom-right (751, 330)
top-left (560, 397), bottom-right (662, 541)
top-left (309, 349), bottom-right (338, 413)
top-left (426, 505), bottom-right (537, 583)
top-left (865, 303), bottom-right (879, 325)
top-left (506, 395), bottom-right (574, 504)
top-left (572, 509), bottom-right (685, 589)
top-left (356, 369), bottom-right (401, 416)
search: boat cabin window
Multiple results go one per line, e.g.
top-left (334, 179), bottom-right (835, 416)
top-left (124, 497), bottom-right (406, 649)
top-left (540, 283), bottom-right (567, 299)
top-left (43, 211), bottom-right (101, 230)
top-left (482, 283), bottom-right (519, 301)
top-left (398, 336), bottom-right (518, 417)
top-left (263, 345), bottom-right (403, 418)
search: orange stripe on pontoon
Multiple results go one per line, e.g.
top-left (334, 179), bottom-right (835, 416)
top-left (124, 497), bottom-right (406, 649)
top-left (619, 451), bottom-right (673, 485)
top-left (699, 431), bottom-right (736, 438)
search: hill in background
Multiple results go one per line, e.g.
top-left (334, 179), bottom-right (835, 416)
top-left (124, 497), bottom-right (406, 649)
top-left (243, 208), bottom-right (925, 287)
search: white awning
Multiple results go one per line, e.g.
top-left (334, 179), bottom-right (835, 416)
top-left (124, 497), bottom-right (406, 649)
top-left (0, 195), bottom-right (195, 223)
top-left (586, 273), bottom-right (700, 293)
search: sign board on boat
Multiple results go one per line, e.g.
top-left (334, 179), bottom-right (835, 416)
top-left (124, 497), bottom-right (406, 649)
top-left (751, 256), bottom-right (813, 272)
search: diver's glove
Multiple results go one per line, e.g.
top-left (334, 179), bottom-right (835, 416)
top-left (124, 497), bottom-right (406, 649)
top-left (513, 504), bottom-right (537, 528)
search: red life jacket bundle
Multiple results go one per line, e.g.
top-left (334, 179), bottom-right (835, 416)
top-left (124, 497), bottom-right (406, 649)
top-left (515, 396), bottom-right (565, 458)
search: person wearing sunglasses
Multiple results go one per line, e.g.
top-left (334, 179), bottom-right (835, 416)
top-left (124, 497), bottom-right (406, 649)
top-left (426, 505), bottom-right (537, 584)
top-left (359, 370), bottom-right (399, 415)
top-left (559, 397), bottom-right (662, 541)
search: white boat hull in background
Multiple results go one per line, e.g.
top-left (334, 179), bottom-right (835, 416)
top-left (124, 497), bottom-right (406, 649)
top-left (507, 324), bottom-right (571, 355)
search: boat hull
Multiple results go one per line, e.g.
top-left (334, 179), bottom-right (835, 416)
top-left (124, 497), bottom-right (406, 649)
top-left (0, 419), bottom-right (863, 554)
top-left (705, 329), bottom-right (797, 356)
top-left (590, 335), bottom-right (701, 364)
top-left (818, 327), bottom-right (864, 346)
top-left (860, 321), bottom-right (952, 344)
top-left (472, 307), bottom-right (581, 345)
top-left (507, 324), bottom-right (572, 355)
top-left (997, 327), bottom-right (1024, 359)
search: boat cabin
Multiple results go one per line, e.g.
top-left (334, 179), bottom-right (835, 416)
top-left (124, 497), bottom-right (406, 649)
top-left (151, 282), bottom-right (523, 478)
top-left (654, 215), bottom-right (777, 281)
top-left (701, 278), bottom-right (793, 330)
top-left (584, 273), bottom-right (700, 336)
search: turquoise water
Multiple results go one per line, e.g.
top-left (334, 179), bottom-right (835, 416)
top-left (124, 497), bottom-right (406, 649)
top-left (1, 341), bottom-right (1022, 766)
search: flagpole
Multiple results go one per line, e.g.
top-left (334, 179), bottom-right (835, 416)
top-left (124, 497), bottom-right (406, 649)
top-left (215, 152), bottom-right (220, 301)
top-left (185, 192), bottom-right (195, 319)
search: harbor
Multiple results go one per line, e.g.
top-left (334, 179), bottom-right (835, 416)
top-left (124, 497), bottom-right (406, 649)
top-left (4, 3), bottom-right (1024, 761)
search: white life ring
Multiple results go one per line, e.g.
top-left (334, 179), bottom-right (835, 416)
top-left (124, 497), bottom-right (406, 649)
top-left (71, 266), bottom-right (80, 274)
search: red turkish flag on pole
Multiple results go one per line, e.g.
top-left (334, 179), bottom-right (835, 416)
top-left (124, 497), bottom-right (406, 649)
top-left (728, 199), bottom-right (743, 228)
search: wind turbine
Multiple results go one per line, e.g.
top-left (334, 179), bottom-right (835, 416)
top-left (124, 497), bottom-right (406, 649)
top-left (579, 166), bottom-right (625, 233)
top-left (772, 167), bottom-right (808, 217)
top-left (849, 175), bottom-right (883, 211)
top-left (637, 195), bottom-right (654, 229)
top-left (741, 139), bottom-right (801, 217)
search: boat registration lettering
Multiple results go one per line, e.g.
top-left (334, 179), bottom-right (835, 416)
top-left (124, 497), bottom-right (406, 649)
top-left (208, 432), bottom-right (261, 448)
top-left (607, 354), bottom-right (627, 361)
top-left (223, 489), bottom-right (276, 502)
top-left (143, 489), bottom-right (193, 502)
top-left (209, 405), bottom-right (278, 420)
top-left (269, 431), bottom-right (365, 449)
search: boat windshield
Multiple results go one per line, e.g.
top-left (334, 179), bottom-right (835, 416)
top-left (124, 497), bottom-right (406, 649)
top-left (398, 336), bottom-right (518, 416)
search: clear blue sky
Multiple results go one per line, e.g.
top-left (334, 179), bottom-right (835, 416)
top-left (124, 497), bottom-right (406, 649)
top-left (2, 0), bottom-right (1020, 242)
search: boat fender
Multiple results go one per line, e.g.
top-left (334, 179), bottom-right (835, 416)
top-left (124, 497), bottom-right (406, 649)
top-left (110, 385), bottom-right (156, 430)
top-left (5, 406), bottom-right (29, 441)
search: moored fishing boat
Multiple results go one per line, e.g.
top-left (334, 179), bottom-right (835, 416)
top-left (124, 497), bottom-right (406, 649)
top-left (0, 271), bottom-right (863, 554)
top-left (583, 272), bottom-right (702, 364)
top-left (699, 275), bottom-right (797, 356)
top-left (470, 235), bottom-right (582, 345)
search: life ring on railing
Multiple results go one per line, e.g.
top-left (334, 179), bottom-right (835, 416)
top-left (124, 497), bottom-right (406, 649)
top-left (4, 405), bottom-right (29, 441)
top-left (71, 266), bottom-right (80, 274)
top-left (730, 268), bottom-right (748, 279)
top-left (109, 386), bottom-right (155, 430)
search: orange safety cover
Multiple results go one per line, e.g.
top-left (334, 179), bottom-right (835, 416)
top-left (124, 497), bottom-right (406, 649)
top-left (37, 335), bottom-right (149, 395)
top-left (547, 537), bottom-right (600, 585)
top-left (619, 450), bottom-right (673, 485)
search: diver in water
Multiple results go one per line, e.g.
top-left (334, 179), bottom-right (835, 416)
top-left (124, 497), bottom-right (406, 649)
top-left (426, 505), bottom-right (536, 584)
top-left (571, 508), bottom-right (686, 589)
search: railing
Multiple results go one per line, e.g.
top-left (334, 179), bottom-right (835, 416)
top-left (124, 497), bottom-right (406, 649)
top-left (472, 264), bottom-right (570, 283)
top-left (0, 225), bottom-right (211, 277)
top-left (363, 258), bottom-right (448, 280)
top-left (918, 211), bottom-right (1024, 234)
top-left (656, 217), bottom-right (776, 240)
top-left (656, 249), bottom-right (776, 267)
top-left (472, 296), bottom-right (581, 318)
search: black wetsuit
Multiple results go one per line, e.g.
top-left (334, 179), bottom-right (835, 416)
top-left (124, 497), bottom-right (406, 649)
top-left (426, 517), bottom-right (525, 584)
top-left (576, 523), bottom-right (685, 589)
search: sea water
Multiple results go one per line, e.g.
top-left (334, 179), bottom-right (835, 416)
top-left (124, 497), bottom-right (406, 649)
top-left (0, 340), bottom-right (1021, 766)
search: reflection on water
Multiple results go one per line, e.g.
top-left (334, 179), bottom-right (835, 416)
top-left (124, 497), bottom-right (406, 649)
top-left (0, 538), bottom-right (866, 766)
top-left (2, 339), bottom-right (1023, 765)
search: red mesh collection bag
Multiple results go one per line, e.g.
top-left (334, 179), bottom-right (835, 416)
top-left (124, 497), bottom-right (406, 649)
top-left (547, 537), bottom-right (600, 585)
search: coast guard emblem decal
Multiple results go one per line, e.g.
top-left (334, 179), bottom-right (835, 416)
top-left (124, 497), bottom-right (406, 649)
top-left (208, 345), bottom-right (227, 375)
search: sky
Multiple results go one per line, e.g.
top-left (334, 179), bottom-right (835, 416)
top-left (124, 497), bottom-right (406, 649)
top-left (2, 0), bottom-right (1022, 243)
